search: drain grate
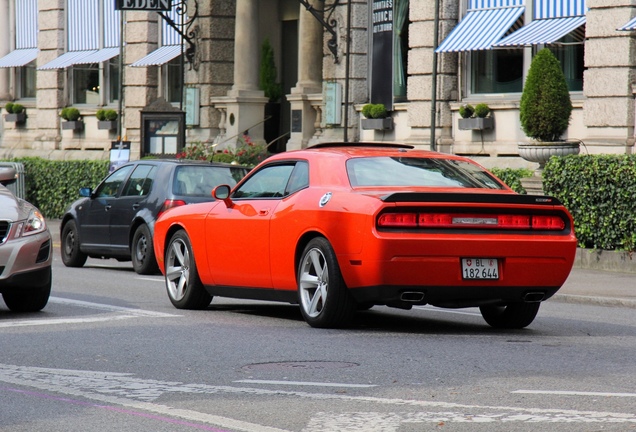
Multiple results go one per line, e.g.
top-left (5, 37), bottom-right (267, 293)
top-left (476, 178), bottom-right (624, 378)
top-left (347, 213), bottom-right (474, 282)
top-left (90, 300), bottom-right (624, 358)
top-left (242, 361), bottom-right (359, 371)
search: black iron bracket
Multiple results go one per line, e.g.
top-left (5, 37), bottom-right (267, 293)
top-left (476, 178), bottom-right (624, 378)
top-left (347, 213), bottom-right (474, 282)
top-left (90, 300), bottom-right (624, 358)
top-left (158, 0), bottom-right (200, 70)
top-left (298, 0), bottom-right (341, 63)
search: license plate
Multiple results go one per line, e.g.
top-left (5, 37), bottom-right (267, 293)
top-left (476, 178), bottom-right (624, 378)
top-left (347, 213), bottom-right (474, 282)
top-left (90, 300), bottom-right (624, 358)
top-left (461, 258), bottom-right (499, 280)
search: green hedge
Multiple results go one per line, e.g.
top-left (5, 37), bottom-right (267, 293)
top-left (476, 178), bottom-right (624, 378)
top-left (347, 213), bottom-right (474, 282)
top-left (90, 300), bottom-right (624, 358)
top-left (3, 158), bottom-right (109, 219)
top-left (544, 154), bottom-right (636, 251)
top-left (490, 168), bottom-right (533, 194)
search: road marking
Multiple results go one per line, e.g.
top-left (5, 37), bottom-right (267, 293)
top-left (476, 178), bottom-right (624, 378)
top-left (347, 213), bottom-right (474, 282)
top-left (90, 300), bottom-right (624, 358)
top-left (1, 363), bottom-right (635, 431)
top-left (514, 390), bottom-right (636, 398)
top-left (0, 297), bottom-right (179, 328)
top-left (137, 276), bottom-right (164, 283)
top-left (234, 380), bottom-right (377, 388)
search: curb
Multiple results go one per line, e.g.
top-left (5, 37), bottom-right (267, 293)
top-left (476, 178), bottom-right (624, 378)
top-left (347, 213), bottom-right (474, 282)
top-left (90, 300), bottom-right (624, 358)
top-left (552, 294), bottom-right (636, 309)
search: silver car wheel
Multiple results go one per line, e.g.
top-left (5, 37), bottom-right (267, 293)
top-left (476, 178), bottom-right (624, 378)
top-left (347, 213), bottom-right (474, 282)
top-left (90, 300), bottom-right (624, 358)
top-left (299, 247), bottom-right (328, 318)
top-left (166, 237), bottom-right (190, 302)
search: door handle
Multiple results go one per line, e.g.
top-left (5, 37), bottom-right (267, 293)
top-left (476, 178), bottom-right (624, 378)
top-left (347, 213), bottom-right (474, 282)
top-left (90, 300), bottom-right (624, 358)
top-left (105, 205), bottom-right (112, 211)
top-left (259, 208), bottom-right (270, 216)
top-left (132, 203), bottom-right (140, 210)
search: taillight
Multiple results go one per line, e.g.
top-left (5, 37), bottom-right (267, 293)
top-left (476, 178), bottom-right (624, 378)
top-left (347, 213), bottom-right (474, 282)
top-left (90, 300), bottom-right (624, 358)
top-left (379, 212), bottom-right (565, 231)
top-left (158, 199), bottom-right (187, 217)
top-left (378, 213), bottom-right (417, 227)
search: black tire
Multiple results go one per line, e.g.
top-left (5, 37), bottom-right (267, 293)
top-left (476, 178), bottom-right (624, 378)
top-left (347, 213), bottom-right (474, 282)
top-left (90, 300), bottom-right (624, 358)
top-left (2, 268), bottom-right (51, 312)
top-left (479, 302), bottom-right (541, 329)
top-left (132, 224), bottom-right (159, 275)
top-left (164, 230), bottom-right (212, 309)
top-left (61, 220), bottom-right (87, 267)
top-left (297, 237), bottom-right (356, 328)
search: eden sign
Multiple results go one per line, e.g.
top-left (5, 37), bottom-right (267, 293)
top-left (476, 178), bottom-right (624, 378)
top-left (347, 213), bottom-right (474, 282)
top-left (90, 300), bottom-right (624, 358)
top-left (115, 0), bottom-right (172, 11)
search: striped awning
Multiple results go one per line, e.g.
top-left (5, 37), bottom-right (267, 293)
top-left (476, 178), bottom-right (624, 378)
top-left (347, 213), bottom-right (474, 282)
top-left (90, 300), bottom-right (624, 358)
top-left (618, 16), bottom-right (636, 31)
top-left (0, 48), bottom-right (37, 68)
top-left (130, 45), bottom-right (182, 67)
top-left (436, 5), bottom-right (525, 52)
top-left (38, 50), bottom-right (97, 70)
top-left (495, 16), bottom-right (586, 46)
top-left (73, 47), bottom-right (120, 65)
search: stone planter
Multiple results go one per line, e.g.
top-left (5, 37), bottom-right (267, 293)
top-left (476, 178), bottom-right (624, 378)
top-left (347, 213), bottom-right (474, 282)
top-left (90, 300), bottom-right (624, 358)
top-left (518, 141), bottom-right (580, 169)
top-left (62, 120), bottom-right (84, 131)
top-left (361, 117), bottom-right (393, 130)
top-left (458, 117), bottom-right (493, 130)
top-left (98, 120), bottom-right (117, 130)
top-left (4, 113), bottom-right (27, 124)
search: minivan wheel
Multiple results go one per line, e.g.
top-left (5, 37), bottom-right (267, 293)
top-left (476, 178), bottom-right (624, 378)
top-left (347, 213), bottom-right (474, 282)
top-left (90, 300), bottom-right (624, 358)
top-left (132, 224), bottom-right (159, 275)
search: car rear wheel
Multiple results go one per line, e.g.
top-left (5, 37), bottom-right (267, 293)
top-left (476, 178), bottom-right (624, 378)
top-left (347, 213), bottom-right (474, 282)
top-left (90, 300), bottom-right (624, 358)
top-left (298, 237), bottom-right (356, 328)
top-left (2, 268), bottom-right (51, 312)
top-left (132, 224), bottom-right (158, 275)
top-left (165, 230), bottom-right (212, 309)
top-left (479, 302), bottom-right (541, 329)
top-left (61, 220), bottom-right (87, 267)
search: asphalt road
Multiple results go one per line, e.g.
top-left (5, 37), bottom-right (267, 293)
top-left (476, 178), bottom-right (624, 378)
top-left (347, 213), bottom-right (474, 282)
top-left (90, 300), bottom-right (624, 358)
top-left (0, 250), bottom-right (635, 431)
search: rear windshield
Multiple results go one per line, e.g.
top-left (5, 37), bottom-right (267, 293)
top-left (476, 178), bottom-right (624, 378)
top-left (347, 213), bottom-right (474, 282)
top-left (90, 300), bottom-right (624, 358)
top-left (346, 157), bottom-right (505, 189)
top-left (173, 165), bottom-right (247, 196)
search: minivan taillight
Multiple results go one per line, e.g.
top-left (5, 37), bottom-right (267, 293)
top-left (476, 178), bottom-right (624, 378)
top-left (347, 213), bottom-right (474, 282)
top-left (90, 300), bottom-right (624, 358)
top-left (158, 199), bottom-right (186, 217)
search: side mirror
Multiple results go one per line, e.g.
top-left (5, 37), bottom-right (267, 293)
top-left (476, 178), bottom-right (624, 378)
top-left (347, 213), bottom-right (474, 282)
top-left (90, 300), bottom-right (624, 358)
top-left (0, 167), bottom-right (17, 186)
top-left (213, 185), bottom-right (233, 206)
top-left (79, 187), bottom-right (92, 198)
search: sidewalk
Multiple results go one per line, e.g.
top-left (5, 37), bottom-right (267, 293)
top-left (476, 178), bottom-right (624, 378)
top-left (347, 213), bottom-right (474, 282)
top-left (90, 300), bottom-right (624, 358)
top-left (45, 219), bottom-right (636, 309)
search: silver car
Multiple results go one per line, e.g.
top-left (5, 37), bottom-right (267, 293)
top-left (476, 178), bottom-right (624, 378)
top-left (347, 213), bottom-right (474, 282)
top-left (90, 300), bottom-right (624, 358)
top-left (0, 166), bottom-right (52, 312)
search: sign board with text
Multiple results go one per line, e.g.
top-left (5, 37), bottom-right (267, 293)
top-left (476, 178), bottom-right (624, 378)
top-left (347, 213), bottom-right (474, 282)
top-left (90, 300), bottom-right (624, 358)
top-left (115, 0), bottom-right (172, 11)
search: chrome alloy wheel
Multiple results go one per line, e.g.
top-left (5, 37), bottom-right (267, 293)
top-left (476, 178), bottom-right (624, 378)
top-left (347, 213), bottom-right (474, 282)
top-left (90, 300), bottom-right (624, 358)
top-left (165, 237), bottom-right (191, 302)
top-left (299, 247), bottom-right (329, 318)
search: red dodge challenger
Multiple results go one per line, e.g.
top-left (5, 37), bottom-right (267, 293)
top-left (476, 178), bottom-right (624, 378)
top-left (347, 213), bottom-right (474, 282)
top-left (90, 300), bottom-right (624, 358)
top-left (153, 143), bottom-right (577, 329)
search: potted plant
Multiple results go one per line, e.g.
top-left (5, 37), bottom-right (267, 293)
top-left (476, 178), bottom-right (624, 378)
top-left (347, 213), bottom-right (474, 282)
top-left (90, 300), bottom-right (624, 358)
top-left (361, 103), bottom-right (393, 130)
top-left (60, 107), bottom-right (84, 131)
top-left (518, 48), bottom-right (579, 169)
top-left (96, 109), bottom-right (118, 130)
top-left (458, 103), bottom-right (493, 130)
top-left (4, 102), bottom-right (27, 124)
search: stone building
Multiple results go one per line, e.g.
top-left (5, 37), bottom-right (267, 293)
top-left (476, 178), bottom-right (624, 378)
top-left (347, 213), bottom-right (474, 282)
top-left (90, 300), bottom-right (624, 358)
top-left (0, 0), bottom-right (635, 166)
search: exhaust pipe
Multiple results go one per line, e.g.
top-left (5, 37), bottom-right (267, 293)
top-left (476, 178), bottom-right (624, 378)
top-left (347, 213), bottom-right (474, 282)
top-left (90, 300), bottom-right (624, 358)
top-left (400, 291), bottom-right (426, 302)
top-left (523, 292), bottom-right (545, 303)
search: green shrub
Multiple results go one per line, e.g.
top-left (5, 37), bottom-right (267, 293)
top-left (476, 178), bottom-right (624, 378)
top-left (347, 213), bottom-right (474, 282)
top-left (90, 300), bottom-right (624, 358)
top-left (96, 109), bottom-right (106, 121)
top-left (458, 104), bottom-right (474, 119)
top-left (259, 38), bottom-right (282, 103)
top-left (362, 103), bottom-right (388, 119)
top-left (105, 109), bottom-right (118, 121)
top-left (520, 48), bottom-right (572, 142)
top-left (473, 103), bottom-right (490, 118)
top-left (61, 107), bottom-right (81, 121)
top-left (490, 168), bottom-right (533, 194)
top-left (5, 103), bottom-right (25, 114)
top-left (544, 154), bottom-right (636, 251)
top-left (4, 102), bottom-right (14, 113)
top-left (1, 157), bottom-right (109, 219)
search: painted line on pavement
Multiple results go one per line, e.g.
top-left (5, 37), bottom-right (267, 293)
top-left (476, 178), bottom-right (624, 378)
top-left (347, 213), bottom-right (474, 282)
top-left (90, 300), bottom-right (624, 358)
top-left (514, 389), bottom-right (636, 398)
top-left (234, 379), bottom-right (376, 388)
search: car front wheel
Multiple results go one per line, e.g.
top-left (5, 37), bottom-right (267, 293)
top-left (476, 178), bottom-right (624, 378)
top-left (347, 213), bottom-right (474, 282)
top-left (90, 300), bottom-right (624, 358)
top-left (61, 220), bottom-right (87, 267)
top-left (479, 302), bottom-right (541, 329)
top-left (297, 237), bottom-right (356, 328)
top-left (164, 230), bottom-right (212, 310)
top-left (2, 268), bottom-right (51, 312)
top-left (132, 224), bottom-right (158, 275)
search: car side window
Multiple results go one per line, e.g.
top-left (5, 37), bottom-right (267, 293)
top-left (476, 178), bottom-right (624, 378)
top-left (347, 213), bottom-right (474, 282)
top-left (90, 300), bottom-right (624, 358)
top-left (122, 165), bottom-right (156, 197)
top-left (233, 164), bottom-right (295, 199)
top-left (95, 165), bottom-right (134, 198)
top-left (285, 161), bottom-right (309, 195)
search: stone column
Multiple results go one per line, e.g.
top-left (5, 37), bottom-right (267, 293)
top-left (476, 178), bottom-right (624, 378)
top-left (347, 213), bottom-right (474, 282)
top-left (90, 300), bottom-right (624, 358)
top-left (287, 0), bottom-right (324, 150)
top-left (0, 0), bottom-right (11, 101)
top-left (211, 0), bottom-right (267, 149)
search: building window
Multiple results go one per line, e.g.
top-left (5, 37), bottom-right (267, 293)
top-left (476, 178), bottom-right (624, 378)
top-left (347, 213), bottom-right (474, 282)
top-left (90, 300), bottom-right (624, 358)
top-left (108, 56), bottom-right (120, 103)
top-left (470, 49), bottom-right (524, 94)
top-left (17, 61), bottom-right (36, 99)
top-left (549, 35), bottom-right (585, 92)
top-left (166, 55), bottom-right (182, 104)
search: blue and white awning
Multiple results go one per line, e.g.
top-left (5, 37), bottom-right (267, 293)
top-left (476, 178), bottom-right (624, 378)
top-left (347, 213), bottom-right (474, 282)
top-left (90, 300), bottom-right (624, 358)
top-left (495, 16), bottom-right (586, 46)
top-left (618, 16), bottom-right (636, 31)
top-left (74, 48), bottom-right (120, 65)
top-left (39, 51), bottom-right (98, 70)
top-left (495, 0), bottom-right (587, 46)
top-left (436, 1), bottom-right (525, 52)
top-left (0, 48), bottom-right (37, 68)
top-left (130, 45), bottom-right (182, 67)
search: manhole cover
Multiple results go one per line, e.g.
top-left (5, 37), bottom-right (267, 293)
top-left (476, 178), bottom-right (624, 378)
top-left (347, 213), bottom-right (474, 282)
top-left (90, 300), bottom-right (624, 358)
top-left (242, 361), bottom-right (359, 371)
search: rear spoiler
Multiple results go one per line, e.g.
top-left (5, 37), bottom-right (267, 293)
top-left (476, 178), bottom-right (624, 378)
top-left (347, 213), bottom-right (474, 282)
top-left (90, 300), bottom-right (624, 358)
top-left (380, 192), bottom-right (564, 206)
